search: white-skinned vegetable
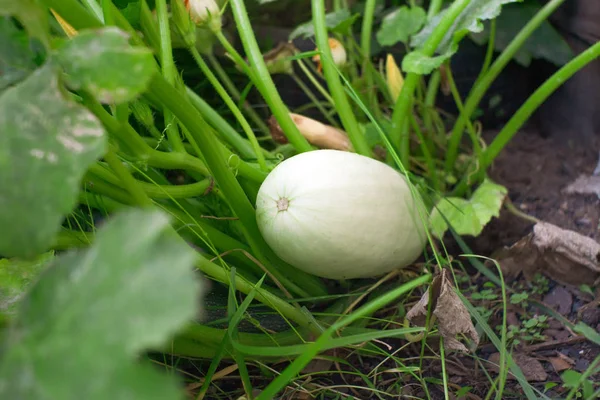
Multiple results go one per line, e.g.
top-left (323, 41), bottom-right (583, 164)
top-left (255, 149), bottom-right (427, 280)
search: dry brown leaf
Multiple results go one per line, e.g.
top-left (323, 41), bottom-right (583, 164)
top-left (488, 352), bottom-right (548, 382)
top-left (549, 356), bottom-right (574, 372)
top-left (491, 222), bottom-right (600, 286)
top-left (268, 113), bottom-right (352, 151)
top-left (406, 269), bottom-right (479, 353)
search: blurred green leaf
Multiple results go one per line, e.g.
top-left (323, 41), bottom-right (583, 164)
top-left (0, 0), bottom-right (49, 47)
top-left (0, 251), bottom-right (54, 315)
top-left (0, 63), bottom-right (107, 258)
top-left (0, 17), bottom-right (44, 91)
top-left (376, 6), bottom-right (426, 47)
top-left (469, 2), bottom-right (574, 67)
top-left (401, 49), bottom-right (451, 74)
top-left (406, 0), bottom-right (520, 74)
top-left (55, 26), bottom-right (156, 104)
top-left (429, 179), bottom-right (508, 238)
top-left (289, 9), bottom-right (357, 40)
top-left (0, 209), bottom-right (202, 399)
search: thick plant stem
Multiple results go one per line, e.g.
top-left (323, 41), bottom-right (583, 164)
top-left (227, 0), bottom-right (313, 153)
top-left (189, 46), bottom-right (268, 170)
top-left (445, 0), bottom-right (567, 171)
top-left (311, 0), bottom-right (371, 157)
top-left (390, 0), bottom-right (471, 167)
top-left (453, 39), bottom-right (600, 196)
top-left (155, 0), bottom-right (186, 153)
top-left (185, 87), bottom-right (270, 160)
top-left (103, 149), bottom-right (154, 207)
top-left (149, 74), bottom-right (328, 298)
top-left (427, 0), bottom-right (443, 20)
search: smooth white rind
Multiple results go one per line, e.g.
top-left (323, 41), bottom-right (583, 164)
top-left (256, 149), bottom-right (428, 280)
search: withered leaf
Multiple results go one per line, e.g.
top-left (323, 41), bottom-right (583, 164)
top-left (406, 269), bottom-right (479, 353)
top-left (488, 352), bottom-right (548, 382)
top-left (492, 222), bottom-right (600, 286)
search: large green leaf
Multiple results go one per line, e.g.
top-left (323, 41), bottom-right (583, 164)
top-left (0, 63), bottom-right (107, 258)
top-left (376, 6), bottom-right (426, 47)
top-left (0, 17), bottom-right (43, 91)
top-left (55, 26), bottom-right (156, 104)
top-left (0, 209), bottom-right (202, 399)
top-left (403, 0), bottom-right (520, 74)
top-left (469, 2), bottom-right (574, 67)
top-left (0, 0), bottom-right (49, 48)
top-left (429, 179), bottom-right (508, 238)
top-left (289, 9), bottom-right (358, 40)
top-left (0, 251), bottom-right (54, 315)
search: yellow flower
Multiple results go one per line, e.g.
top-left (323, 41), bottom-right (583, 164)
top-left (385, 54), bottom-right (404, 101)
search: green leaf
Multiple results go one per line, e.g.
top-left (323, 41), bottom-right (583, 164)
top-left (401, 49), bottom-right (454, 74)
top-left (429, 179), bottom-right (508, 238)
top-left (0, 0), bottom-right (49, 48)
top-left (55, 26), bottom-right (156, 104)
top-left (0, 251), bottom-right (54, 315)
top-left (376, 6), bottom-right (426, 47)
top-left (289, 9), bottom-right (357, 40)
top-left (0, 63), bottom-right (107, 258)
top-left (411, 0), bottom-right (521, 54)
top-left (0, 209), bottom-right (202, 399)
top-left (469, 2), bottom-right (574, 67)
top-left (0, 17), bottom-right (44, 91)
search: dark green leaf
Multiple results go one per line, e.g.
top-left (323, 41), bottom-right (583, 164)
top-left (376, 6), bottom-right (426, 47)
top-left (0, 209), bottom-right (202, 399)
top-left (429, 179), bottom-right (508, 238)
top-left (401, 49), bottom-right (454, 74)
top-left (411, 0), bottom-right (520, 53)
top-left (0, 17), bottom-right (43, 91)
top-left (0, 0), bottom-right (49, 47)
top-left (469, 2), bottom-right (574, 67)
top-left (55, 26), bottom-right (156, 104)
top-left (0, 63), bottom-right (107, 258)
top-left (0, 251), bottom-right (54, 315)
top-left (289, 9), bottom-right (354, 40)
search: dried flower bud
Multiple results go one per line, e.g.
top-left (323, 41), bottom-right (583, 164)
top-left (263, 42), bottom-right (297, 75)
top-left (269, 113), bottom-right (352, 151)
top-left (312, 38), bottom-right (347, 73)
top-left (184, 0), bottom-right (221, 32)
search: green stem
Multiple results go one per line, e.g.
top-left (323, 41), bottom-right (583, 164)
top-left (454, 39), bottom-right (600, 196)
top-left (445, 62), bottom-right (481, 161)
top-left (295, 57), bottom-right (335, 105)
top-left (42, 0), bottom-right (103, 30)
top-left (195, 256), bottom-right (318, 331)
top-left (360, 0), bottom-right (378, 112)
top-left (427, 0), bottom-right (443, 20)
top-left (155, 0), bottom-right (186, 153)
top-left (423, 71), bottom-right (441, 147)
top-left (84, 93), bottom-right (212, 176)
top-left (207, 53), bottom-right (271, 137)
top-left (148, 74), bottom-right (327, 298)
top-left (226, 0), bottom-right (313, 153)
top-left (81, 0), bottom-right (104, 21)
top-left (290, 73), bottom-right (339, 127)
top-left (89, 163), bottom-right (213, 199)
top-left (185, 86), bottom-right (264, 160)
top-left (103, 149), bottom-right (154, 207)
top-left (390, 0), bottom-right (471, 167)
top-left (311, 0), bottom-right (371, 157)
top-left (445, 0), bottom-right (567, 171)
top-left (189, 46), bottom-right (268, 171)
top-left (475, 18), bottom-right (497, 86)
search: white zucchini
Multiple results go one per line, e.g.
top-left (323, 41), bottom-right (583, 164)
top-left (255, 149), bottom-right (427, 279)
